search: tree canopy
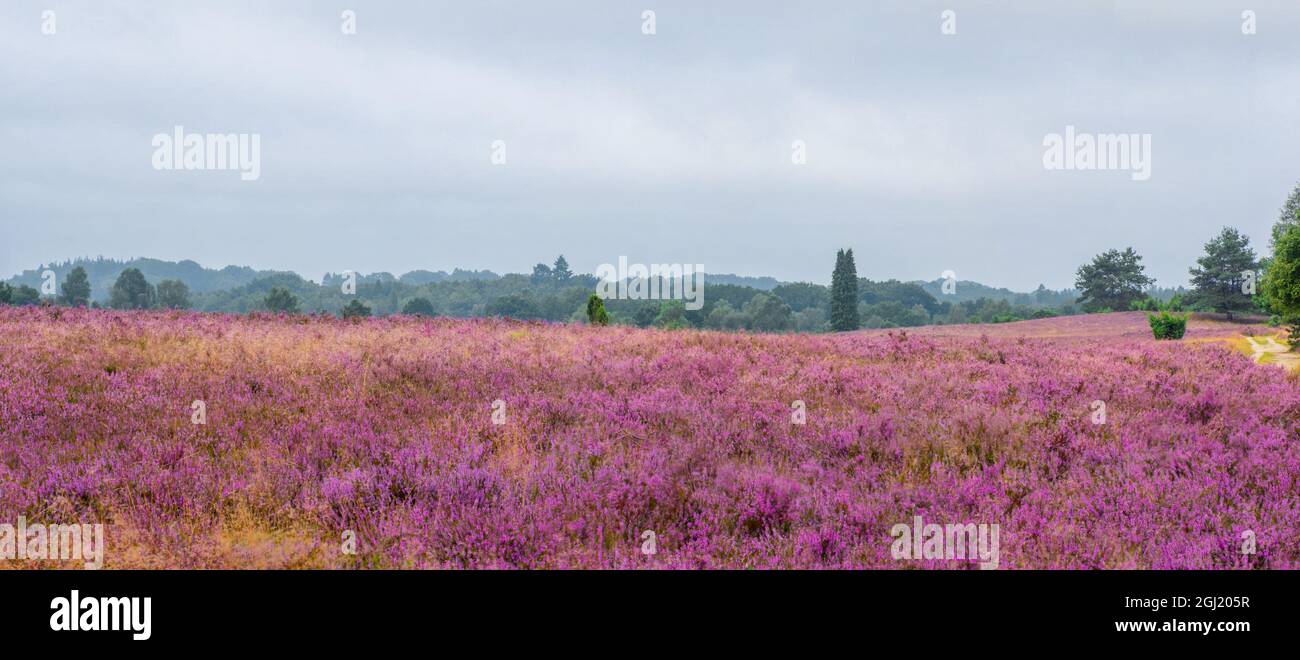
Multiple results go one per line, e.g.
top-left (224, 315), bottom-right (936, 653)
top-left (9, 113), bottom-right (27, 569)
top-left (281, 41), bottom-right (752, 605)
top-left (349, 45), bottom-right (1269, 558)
top-left (1188, 227), bottom-right (1257, 318)
top-left (157, 279), bottom-right (191, 309)
top-left (109, 268), bottom-right (156, 310)
top-left (1262, 225), bottom-right (1300, 321)
top-left (340, 299), bottom-right (371, 318)
top-left (551, 255), bottom-right (572, 281)
top-left (401, 297), bottom-right (434, 316)
top-left (59, 266), bottom-right (91, 307)
top-left (1074, 248), bottom-right (1155, 313)
top-left (1270, 182), bottom-right (1300, 248)
top-left (264, 287), bottom-right (301, 314)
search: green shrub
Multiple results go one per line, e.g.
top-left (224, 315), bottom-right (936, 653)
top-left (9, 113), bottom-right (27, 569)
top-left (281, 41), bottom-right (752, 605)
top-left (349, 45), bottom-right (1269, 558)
top-left (340, 299), bottom-right (371, 319)
top-left (586, 294), bottom-right (609, 326)
top-left (401, 297), bottom-right (435, 316)
top-left (1148, 311), bottom-right (1187, 340)
top-left (1286, 316), bottom-right (1300, 349)
top-left (264, 287), bottom-right (301, 314)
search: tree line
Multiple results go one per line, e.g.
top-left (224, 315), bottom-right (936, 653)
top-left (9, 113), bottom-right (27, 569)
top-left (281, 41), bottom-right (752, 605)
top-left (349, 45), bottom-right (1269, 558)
top-left (2, 253), bottom-right (1078, 332)
top-left (5, 181), bottom-right (1299, 335)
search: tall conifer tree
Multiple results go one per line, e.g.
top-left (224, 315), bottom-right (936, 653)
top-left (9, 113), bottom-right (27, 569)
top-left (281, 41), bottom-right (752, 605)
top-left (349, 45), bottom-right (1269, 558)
top-left (830, 248), bottom-right (860, 331)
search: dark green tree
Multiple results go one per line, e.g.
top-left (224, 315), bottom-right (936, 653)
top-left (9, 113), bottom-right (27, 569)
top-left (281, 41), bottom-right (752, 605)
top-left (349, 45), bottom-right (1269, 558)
top-left (744, 293), bottom-right (793, 332)
top-left (156, 279), bottom-right (191, 309)
top-left (1262, 225), bottom-right (1300, 345)
top-left (632, 304), bottom-right (658, 327)
top-left (861, 279), bottom-right (941, 314)
top-left (1187, 227), bottom-right (1257, 319)
top-left (1269, 182), bottom-right (1300, 248)
top-left (1074, 248), bottom-right (1155, 313)
top-left (531, 263), bottom-right (553, 285)
top-left (108, 268), bottom-right (156, 310)
top-left (401, 297), bottom-right (435, 316)
top-left (830, 248), bottom-right (860, 331)
top-left (13, 285), bottom-right (40, 305)
top-left (771, 282), bottom-right (829, 312)
top-left (654, 300), bottom-right (687, 329)
top-left (586, 294), bottom-right (610, 326)
top-left (59, 266), bottom-right (92, 307)
top-left (705, 300), bottom-right (746, 330)
top-left (264, 287), bottom-right (301, 314)
top-left (1, 283), bottom-right (39, 305)
top-left (551, 255), bottom-right (573, 282)
top-left (340, 299), bottom-right (371, 318)
top-left (485, 294), bottom-right (541, 319)
top-left (1129, 297), bottom-right (1160, 312)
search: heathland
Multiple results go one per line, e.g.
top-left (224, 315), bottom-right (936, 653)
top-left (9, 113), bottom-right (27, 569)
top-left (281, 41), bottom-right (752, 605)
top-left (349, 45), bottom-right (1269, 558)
top-left (2, 307), bottom-right (1295, 568)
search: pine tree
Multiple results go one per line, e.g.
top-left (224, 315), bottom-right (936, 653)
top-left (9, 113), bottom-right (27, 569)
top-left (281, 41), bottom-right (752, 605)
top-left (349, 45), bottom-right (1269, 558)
top-left (552, 255), bottom-right (573, 281)
top-left (1270, 182), bottom-right (1300, 248)
top-left (1188, 227), bottom-right (1257, 319)
top-left (1074, 247), bottom-right (1155, 313)
top-left (830, 248), bottom-right (860, 331)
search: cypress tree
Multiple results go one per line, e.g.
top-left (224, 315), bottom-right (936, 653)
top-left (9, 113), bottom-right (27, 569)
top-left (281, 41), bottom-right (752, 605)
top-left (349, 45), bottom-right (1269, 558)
top-left (830, 248), bottom-right (860, 331)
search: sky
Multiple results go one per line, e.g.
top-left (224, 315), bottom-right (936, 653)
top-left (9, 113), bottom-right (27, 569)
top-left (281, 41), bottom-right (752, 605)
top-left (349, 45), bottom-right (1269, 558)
top-left (2, 0), bottom-right (1298, 290)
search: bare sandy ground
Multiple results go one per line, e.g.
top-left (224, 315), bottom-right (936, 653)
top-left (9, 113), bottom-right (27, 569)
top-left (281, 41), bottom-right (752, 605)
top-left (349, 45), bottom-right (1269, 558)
top-left (1244, 335), bottom-right (1300, 371)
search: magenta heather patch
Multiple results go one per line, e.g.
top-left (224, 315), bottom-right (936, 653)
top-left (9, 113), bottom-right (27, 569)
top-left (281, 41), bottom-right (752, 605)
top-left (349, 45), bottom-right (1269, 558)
top-left (1, 306), bottom-right (1297, 568)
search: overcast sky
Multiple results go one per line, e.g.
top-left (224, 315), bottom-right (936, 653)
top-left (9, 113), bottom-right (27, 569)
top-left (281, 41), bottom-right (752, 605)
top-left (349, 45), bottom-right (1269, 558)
top-left (2, 1), bottom-right (1298, 289)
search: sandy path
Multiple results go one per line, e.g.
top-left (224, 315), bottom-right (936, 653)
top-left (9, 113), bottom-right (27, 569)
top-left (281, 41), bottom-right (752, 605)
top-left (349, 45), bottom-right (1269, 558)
top-left (1245, 335), bottom-right (1300, 371)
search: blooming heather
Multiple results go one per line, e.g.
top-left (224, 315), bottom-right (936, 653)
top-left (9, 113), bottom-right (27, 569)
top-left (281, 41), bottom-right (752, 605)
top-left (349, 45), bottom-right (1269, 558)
top-left (1, 307), bottom-right (1296, 569)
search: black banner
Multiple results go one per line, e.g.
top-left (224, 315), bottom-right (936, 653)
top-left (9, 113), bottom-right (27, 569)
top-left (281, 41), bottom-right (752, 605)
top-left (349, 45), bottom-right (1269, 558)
top-left (0, 569), bottom-right (1286, 649)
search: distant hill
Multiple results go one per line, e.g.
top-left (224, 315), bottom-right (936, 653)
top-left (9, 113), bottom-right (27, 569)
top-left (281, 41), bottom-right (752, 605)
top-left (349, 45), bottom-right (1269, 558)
top-left (5, 257), bottom-right (287, 303)
top-left (701, 273), bottom-right (781, 290)
top-left (397, 269), bottom-right (500, 285)
top-left (321, 270), bottom-right (503, 287)
top-left (914, 279), bottom-right (1078, 307)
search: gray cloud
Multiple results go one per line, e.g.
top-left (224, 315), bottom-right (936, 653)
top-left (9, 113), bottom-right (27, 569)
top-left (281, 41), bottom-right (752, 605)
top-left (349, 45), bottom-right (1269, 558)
top-left (2, 0), bottom-right (1298, 288)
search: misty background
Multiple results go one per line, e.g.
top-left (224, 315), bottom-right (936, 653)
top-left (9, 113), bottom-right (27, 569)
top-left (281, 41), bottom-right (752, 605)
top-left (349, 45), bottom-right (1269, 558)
top-left (2, 0), bottom-right (1299, 290)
